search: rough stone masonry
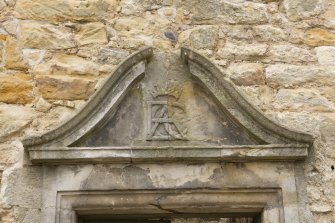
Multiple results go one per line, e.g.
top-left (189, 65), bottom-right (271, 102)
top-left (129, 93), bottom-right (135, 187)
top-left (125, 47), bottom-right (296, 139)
top-left (0, 0), bottom-right (334, 222)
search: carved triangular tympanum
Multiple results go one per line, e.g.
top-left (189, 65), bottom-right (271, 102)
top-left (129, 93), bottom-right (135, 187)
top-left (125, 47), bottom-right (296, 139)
top-left (23, 47), bottom-right (314, 164)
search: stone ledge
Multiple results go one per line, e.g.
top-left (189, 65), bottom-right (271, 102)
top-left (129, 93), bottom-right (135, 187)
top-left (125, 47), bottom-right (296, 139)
top-left (28, 145), bottom-right (308, 164)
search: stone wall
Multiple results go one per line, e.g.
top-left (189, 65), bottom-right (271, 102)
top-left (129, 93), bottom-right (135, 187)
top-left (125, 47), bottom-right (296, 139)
top-left (0, 0), bottom-right (334, 222)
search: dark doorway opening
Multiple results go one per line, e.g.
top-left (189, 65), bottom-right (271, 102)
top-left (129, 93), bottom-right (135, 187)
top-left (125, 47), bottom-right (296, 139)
top-left (78, 215), bottom-right (261, 223)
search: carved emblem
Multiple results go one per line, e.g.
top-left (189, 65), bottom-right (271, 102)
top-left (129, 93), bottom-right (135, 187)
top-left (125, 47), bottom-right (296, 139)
top-left (147, 83), bottom-right (187, 141)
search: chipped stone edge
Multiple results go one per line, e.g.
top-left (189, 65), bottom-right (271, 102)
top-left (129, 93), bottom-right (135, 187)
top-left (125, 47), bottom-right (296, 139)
top-left (181, 47), bottom-right (314, 146)
top-left (28, 145), bottom-right (308, 164)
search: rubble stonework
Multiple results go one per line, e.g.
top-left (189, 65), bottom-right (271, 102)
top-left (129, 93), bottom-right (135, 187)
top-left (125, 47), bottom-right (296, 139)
top-left (0, 0), bottom-right (334, 222)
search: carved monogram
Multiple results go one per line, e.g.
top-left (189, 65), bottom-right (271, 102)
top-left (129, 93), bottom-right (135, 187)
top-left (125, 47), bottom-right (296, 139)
top-left (146, 83), bottom-right (187, 141)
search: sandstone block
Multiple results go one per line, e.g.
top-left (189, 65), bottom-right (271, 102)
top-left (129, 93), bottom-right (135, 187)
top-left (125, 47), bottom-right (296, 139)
top-left (218, 41), bottom-right (268, 60)
top-left (0, 73), bottom-right (33, 104)
top-left (0, 41), bottom-right (3, 64)
top-left (5, 37), bottom-right (29, 70)
top-left (228, 63), bottom-right (265, 86)
top-left (305, 28), bottom-right (335, 47)
top-left (75, 22), bottom-right (108, 46)
top-left (0, 104), bottom-right (37, 140)
top-left (275, 89), bottom-right (335, 112)
top-left (283, 0), bottom-right (324, 21)
top-left (20, 21), bottom-right (76, 50)
top-left (14, 0), bottom-right (118, 22)
top-left (265, 64), bottom-right (335, 87)
top-left (268, 44), bottom-right (317, 63)
top-left (36, 76), bottom-right (96, 100)
top-left (34, 54), bottom-right (101, 77)
top-left (315, 46), bottom-right (335, 65)
top-left (179, 26), bottom-right (218, 50)
top-left (185, 0), bottom-right (268, 24)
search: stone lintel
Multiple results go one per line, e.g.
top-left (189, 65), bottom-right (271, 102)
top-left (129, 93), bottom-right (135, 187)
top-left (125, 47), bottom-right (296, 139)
top-left (28, 145), bottom-right (308, 164)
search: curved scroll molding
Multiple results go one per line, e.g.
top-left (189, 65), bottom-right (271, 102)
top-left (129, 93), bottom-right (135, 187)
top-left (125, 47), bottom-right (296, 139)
top-left (181, 47), bottom-right (314, 145)
top-left (23, 47), bottom-right (314, 164)
top-left (23, 47), bottom-right (153, 149)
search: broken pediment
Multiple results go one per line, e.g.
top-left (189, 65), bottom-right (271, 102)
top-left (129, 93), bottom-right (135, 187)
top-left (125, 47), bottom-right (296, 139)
top-left (23, 47), bottom-right (314, 164)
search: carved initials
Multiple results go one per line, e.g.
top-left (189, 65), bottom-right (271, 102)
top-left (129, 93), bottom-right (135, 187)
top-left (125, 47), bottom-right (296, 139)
top-left (147, 101), bottom-right (186, 141)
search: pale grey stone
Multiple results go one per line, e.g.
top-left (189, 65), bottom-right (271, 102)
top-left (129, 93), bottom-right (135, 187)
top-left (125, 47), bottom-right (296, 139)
top-left (22, 209), bottom-right (42, 223)
top-left (220, 25), bottom-right (254, 40)
top-left (184, 0), bottom-right (269, 24)
top-left (274, 89), bottom-right (335, 112)
top-left (2, 19), bottom-right (18, 36)
top-left (253, 25), bottom-right (287, 41)
top-left (283, 0), bottom-right (325, 21)
top-left (120, 0), bottom-right (151, 15)
top-left (3, 167), bottom-right (43, 208)
top-left (309, 204), bottom-right (333, 213)
top-left (179, 26), bottom-right (218, 50)
top-left (218, 41), bottom-right (268, 60)
top-left (268, 44), bottom-right (317, 63)
top-left (97, 48), bottom-right (130, 65)
top-left (265, 64), bottom-right (335, 87)
top-left (315, 46), bottom-right (335, 65)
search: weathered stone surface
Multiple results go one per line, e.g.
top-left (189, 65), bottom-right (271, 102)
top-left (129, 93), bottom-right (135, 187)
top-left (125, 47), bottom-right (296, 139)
top-left (2, 19), bottom-right (18, 36)
top-left (5, 37), bottom-right (29, 70)
top-left (20, 21), bottom-right (76, 50)
top-left (179, 26), bottom-right (218, 50)
top-left (253, 25), bottom-right (286, 41)
top-left (14, 0), bottom-right (118, 21)
top-left (274, 89), bottom-right (334, 112)
top-left (120, 0), bottom-right (151, 15)
top-left (218, 41), bottom-right (268, 60)
top-left (305, 28), bottom-right (335, 47)
top-left (185, 0), bottom-right (269, 24)
top-left (0, 0), bottom-right (6, 10)
top-left (228, 63), bottom-right (265, 86)
top-left (315, 46), bottom-right (335, 65)
top-left (0, 73), bottom-right (33, 104)
top-left (22, 49), bottom-right (45, 66)
top-left (97, 48), bottom-right (129, 65)
top-left (0, 41), bottom-right (3, 65)
top-left (0, 104), bottom-right (37, 140)
top-left (219, 25), bottom-right (254, 40)
top-left (3, 167), bottom-right (42, 208)
top-left (265, 64), bottom-right (335, 87)
top-left (36, 76), bottom-right (96, 100)
top-left (34, 54), bottom-right (101, 77)
top-left (0, 143), bottom-right (19, 164)
top-left (268, 44), bottom-right (317, 63)
top-left (35, 97), bottom-right (52, 112)
top-left (75, 22), bottom-right (108, 46)
top-left (283, 0), bottom-right (324, 21)
top-left (158, 7), bottom-right (176, 20)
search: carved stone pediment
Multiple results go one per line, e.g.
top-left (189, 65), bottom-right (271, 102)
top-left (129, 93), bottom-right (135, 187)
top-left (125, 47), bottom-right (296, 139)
top-left (23, 47), bottom-right (313, 164)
